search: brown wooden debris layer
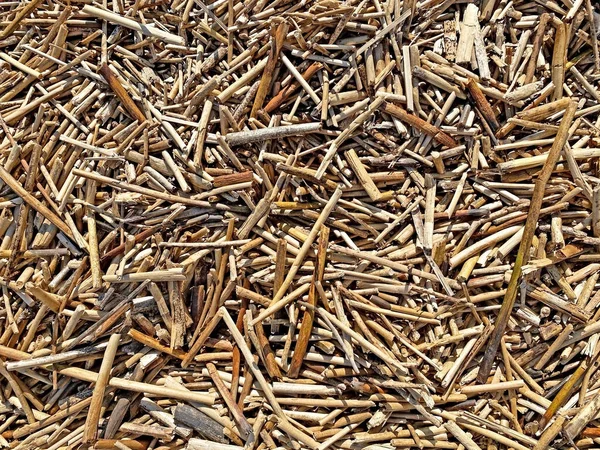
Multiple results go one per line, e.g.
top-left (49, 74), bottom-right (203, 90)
top-left (0, 0), bottom-right (600, 449)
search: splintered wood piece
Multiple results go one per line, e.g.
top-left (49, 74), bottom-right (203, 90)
top-left (466, 78), bottom-right (499, 132)
top-left (525, 13), bottom-right (551, 84)
top-left (251, 22), bottom-right (288, 118)
top-left (345, 149), bottom-right (383, 201)
top-left (206, 362), bottom-right (253, 440)
top-left (564, 390), bottom-right (600, 441)
top-left (382, 102), bottom-right (458, 147)
top-left (456, 4), bottom-right (479, 64)
top-left (100, 64), bottom-right (146, 123)
top-left (81, 5), bottom-right (184, 45)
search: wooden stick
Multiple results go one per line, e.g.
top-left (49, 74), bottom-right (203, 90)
top-left (270, 187), bottom-right (342, 305)
top-left (382, 102), bottom-right (458, 147)
top-left (83, 333), bottom-right (121, 443)
top-left (288, 227), bottom-right (330, 377)
top-left (207, 362), bottom-right (253, 440)
top-left (478, 100), bottom-right (578, 383)
top-left (81, 5), bottom-right (184, 45)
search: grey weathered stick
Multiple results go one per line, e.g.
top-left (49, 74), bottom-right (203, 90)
top-left (225, 123), bottom-right (321, 146)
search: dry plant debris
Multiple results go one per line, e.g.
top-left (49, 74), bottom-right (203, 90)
top-left (0, 0), bottom-right (600, 449)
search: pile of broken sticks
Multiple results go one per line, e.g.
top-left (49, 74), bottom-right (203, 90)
top-left (0, 0), bottom-right (600, 449)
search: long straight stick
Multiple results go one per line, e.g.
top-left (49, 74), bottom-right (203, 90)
top-left (477, 101), bottom-right (577, 383)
